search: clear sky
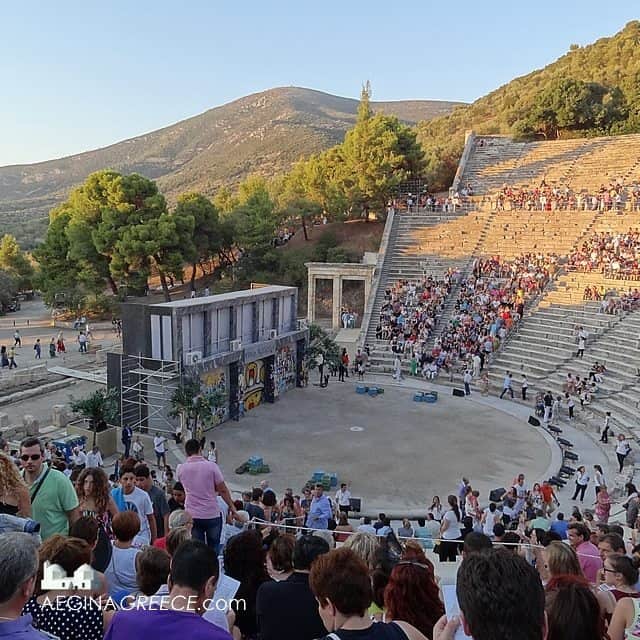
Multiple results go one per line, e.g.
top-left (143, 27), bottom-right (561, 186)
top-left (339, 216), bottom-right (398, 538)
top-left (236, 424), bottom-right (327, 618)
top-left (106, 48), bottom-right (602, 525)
top-left (1, 1), bottom-right (637, 167)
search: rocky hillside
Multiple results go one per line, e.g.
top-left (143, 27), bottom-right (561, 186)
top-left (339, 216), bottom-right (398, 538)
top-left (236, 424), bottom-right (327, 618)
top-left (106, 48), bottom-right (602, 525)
top-left (0, 87), bottom-right (462, 247)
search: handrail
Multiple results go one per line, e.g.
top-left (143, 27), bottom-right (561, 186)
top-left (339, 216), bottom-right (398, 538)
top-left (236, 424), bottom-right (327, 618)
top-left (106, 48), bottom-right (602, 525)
top-left (358, 209), bottom-right (396, 348)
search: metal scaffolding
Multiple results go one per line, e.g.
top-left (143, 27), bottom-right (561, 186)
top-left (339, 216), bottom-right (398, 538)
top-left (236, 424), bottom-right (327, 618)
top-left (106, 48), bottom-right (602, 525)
top-left (120, 354), bottom-right (180, 433)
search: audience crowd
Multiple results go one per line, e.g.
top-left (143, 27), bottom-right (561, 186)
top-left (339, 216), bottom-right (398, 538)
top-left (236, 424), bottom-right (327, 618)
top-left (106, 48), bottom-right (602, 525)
top-left (568, 230), bottom-right (640, 280)
top-left (2, 430), bottom-right (640, 640)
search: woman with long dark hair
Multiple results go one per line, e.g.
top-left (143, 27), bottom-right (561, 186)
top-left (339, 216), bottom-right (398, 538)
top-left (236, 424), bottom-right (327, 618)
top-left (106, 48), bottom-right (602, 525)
top-left (438, 495), bottom-right (462, 562)
top-left (224, 529), bottom-right (271, 639)
top-left (545, 574), bottom-right (605, 640)
top-left (384, 542), bottom-right (444, 639)
top-left (76, 467), bottom-right (119, 571)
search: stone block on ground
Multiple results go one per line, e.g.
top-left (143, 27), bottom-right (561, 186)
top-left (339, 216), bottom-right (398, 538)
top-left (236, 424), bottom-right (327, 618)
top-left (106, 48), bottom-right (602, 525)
top-left (0, 413), bottom-right (8, 428)
top-left (22, 415), bottom-right (40, 436)
top-left (51, 405), bottom-right (68, 428)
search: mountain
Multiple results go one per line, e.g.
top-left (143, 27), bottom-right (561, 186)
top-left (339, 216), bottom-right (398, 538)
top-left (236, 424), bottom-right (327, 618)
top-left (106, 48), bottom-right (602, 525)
top-left (418, 20), bottom-right (640, 190)
top-left (0, 87), bottom-right (463, 247)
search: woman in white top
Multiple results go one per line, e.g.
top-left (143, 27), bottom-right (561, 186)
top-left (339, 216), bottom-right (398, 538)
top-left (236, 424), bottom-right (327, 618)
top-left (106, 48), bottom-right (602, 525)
top-left (616, 434), bottom-right (632, 473)
top-left (207, 440), bottom-right (218, 463)
top-left (438, 494), bottom-right (462, 563)
top-left (571, 466), bottom-right (590, 503)
top-left (593, 464), bottom-right (605, 496)
top-left (428, 496), bottom-right (443, 522)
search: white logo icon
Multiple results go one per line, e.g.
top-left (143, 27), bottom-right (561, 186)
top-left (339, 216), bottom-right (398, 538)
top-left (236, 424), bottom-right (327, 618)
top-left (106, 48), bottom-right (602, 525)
top-left (41, 561), bottom-right (101, 591)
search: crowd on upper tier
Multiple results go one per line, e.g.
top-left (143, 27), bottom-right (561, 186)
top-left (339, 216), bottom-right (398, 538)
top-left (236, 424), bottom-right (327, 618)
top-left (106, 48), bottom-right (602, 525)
top-left (567, 230), bottom-right (640, 280)
top-left (486, 180), bottom-right (640, 212)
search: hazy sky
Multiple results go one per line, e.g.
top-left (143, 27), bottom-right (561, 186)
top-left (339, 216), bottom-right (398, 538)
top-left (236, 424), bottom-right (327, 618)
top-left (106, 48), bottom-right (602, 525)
top-left (1, 1), bottom-right (637, 166)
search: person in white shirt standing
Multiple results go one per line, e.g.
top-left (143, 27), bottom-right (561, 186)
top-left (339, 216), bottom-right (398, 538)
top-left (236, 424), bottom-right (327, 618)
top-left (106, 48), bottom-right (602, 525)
top-left (86, 445), bottom-right (103, 468)
top-left (153, 433), bottom-right (167, 468)
top-left (335, 483), bottom-right (352, 516)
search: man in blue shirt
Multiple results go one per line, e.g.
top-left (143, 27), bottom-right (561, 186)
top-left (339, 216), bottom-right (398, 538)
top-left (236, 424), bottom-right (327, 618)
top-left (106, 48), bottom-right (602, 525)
top-left (306, 484), bottom-right (333, 530)
top-left (550, 512), bottom-right (568, 539)
top-left (0, 533), bottom-right (51, 639)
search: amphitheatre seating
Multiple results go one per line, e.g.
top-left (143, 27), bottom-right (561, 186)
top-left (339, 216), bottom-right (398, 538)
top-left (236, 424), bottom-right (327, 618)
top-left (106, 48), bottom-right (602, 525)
top-left (460, 133), bottom-right (640, 200)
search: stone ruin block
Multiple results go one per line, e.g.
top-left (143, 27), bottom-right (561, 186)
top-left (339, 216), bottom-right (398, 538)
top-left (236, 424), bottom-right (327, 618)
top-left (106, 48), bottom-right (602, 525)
top-left (51, 405), bottom-right (68, 428)
top-left (22, 415), bottom-right (39, 437)
top-left (0, 413), bottom-right (8, 429)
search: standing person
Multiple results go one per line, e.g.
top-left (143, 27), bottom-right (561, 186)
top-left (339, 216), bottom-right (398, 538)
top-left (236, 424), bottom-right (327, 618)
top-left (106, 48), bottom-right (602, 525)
top-left (135, 464), bottom-right (170, 540)
top-left (20, 437), bottom-right (79, 540)
top-left (439, 495), bottom-right (462, 562)
top-left (0, 451), bottom-right (31, 517)
top-left (256, 535), bottom-right (330, 640)
top-left (56, 333), bottom-right (65, 353)
top-left (463, 370), bottom-right (472, 396)
top-left (33, 339), bottom-right (41, 359)
top-left (13, 330), bottom-right (21, 347)
top-left (0, 533), bottom-right (55, 640)
top-left (121, 425), bottom-right (133, 460)
top-left (86, 446), bottom-right (103, 469)
top-left (341, 349), bottom-right (349, 378)
top-left (616, 434), bottom-right (632, 473)
top-left (132, 436), bottom-right (144, 461)
top-left (499, 371), bottom-right (513, 399)
top-left (600, 412), bottom-right (611, 443)
top-left (76, 467), bottom-right (119, 571)
top-left (307, 484), bottom-right (333, 531)
top-left (111, 462), bottom-right (156, 546)
top-left (594, 484), bottom-right (612, 524)
top-left (334, 483), bottom-right (352, 516)
top-left (393, 354), bottom-right (403, 381)
top-left (8, 346), bottom-right (17, 369)
top-left (521, 375), bottom-right (528, 401)
top-left (77, 331), bottom-right (88, 353)
top-left (572, 466), bottom-right (590, 503)
top-left (48, 338), bottom-right (56, 358)
top-left (543, 390), bottom-right (553, 424)
top-left (576, 333), bottom-right (586, 359)
top-left (317, 352), bottom-right (325, 385)
top-left (565, 393), bottom-right (575, 420)
top-left (176, 439), bottom-right (238, 550)
top-left (567, 522), bottom-right (602, 583)
top-left (153, 432), bottom-right (167, 468)
top-left (593, 465), bottom-right (605, 496)
top-left (551, 395), bottom-right (561, 425)
top-left (206, 441), bottom-right (217, 463)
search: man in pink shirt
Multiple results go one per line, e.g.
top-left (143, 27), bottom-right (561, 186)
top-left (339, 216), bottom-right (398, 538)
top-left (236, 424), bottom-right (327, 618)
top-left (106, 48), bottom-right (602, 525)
top-left (567, 522), bottom-right (602, 583)
top-left (177, 439), bottom-right (238, 550)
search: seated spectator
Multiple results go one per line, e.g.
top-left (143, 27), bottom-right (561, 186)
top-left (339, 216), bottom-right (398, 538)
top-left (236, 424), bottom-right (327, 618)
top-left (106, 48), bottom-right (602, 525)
top-left (550, 512), bottom-right (568, 539)
top-left (343, 532), bottom-right (379, 569)
top-left (265, 534), bottom-right (295, 581)
top-left (385, 542), bottom-right (444, 639)
top-left (154, 509), bottom-right (193, 550)
top-left (413, 517), bottom-right (434, 549)
top-left (397, 518), bottom-right (414, 539)
top-left (545, 574), bottom-right (605, 640)
top-left (310, 547), bottom-right (427, 639)
top-left (596, 553), bottom-right (639, 623)
top-left (0, 533), bottom-right (50, 639)
top-left (540, 540), bottom-right (583, 585)
top-left (104, 540), bottom-right (231, 640)
top-left (165, 526), bottom-right (191, 558)
top-left (168, 482), bottom-right (186, 512)
top-left (433, 548), bottom-right (545, 640)
top-left (128, 546), bottom-right (170, 602)
top-left (357, 516), bottom-right (377, 534)
top-left (23, 534), bottom-right (108, 640)
top-left (257, 534), bottom-right (329, 640)
top-left (105, 511), bottom-right (141, 597)
top-left (224, 530), bottom-right (270, 639)
top-left (462, 532), bottom-right (492, 556)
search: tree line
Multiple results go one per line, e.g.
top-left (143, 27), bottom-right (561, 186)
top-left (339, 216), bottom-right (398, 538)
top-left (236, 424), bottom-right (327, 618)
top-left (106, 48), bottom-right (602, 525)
top-left (28, 86), bottom-right (424, 310)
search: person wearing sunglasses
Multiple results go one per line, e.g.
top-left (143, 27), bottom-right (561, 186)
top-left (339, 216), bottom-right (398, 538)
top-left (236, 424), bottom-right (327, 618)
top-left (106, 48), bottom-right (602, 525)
top-left (19, 437), bottom-right (79, 540)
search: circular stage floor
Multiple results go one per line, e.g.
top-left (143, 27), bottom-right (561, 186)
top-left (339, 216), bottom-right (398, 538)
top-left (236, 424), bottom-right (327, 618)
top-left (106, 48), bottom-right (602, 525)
top-left (214, 381), bottom-right (553, 514)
